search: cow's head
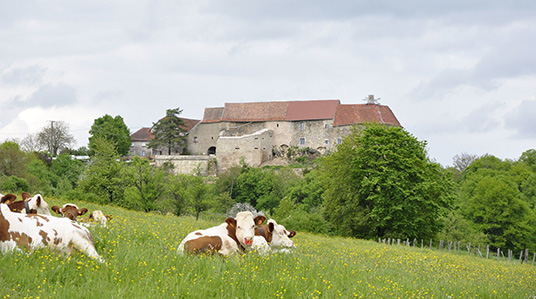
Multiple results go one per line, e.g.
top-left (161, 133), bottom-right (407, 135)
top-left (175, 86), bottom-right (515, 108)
top-left (226, 211), bottom-right (266, 248)
top-left (52, 204), bottom-right (88, 221)
top-left (23, 193), bottom-right (51, 215)
top-left (0, 193), bottom-right (18, 204)
top-left (266, 219), bottom-right (296, 248)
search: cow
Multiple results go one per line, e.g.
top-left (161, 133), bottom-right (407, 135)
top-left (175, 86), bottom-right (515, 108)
top-left (0, 203), bottom-right (104, 263)
top-left (80, 210), bottom-right (112, 227)
top-left (178, 211), bottom-right (266, 256)
top-left (0, 192), bottom-right (51, 215)
top-left (51, 204), bottom-right (88, 221)
top-left (250, 219), bottom-right (296, 254)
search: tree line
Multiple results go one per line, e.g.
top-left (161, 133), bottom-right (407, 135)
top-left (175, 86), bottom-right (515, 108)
top-left (1, 112), bottom-right (535, 254)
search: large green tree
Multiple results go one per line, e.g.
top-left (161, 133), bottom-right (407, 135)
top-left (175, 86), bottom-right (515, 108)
top-left (148, 107), bottom-right (187, 155)
top-left (89, 115), bottom-right (131, 156)
top-left (321, 123), bottom-right (454, 240)
top-left (460, 154), bottom-right (536, 252)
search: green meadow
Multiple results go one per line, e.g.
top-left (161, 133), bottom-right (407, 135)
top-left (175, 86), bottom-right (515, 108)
top-left (1, 198), bottom-right (535, 298)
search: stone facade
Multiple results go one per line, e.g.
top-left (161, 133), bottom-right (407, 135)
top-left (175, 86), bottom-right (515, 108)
top-left (153, 155), bottom-right (215, 176)
top-left (147, 98), bottom-right (400, 174)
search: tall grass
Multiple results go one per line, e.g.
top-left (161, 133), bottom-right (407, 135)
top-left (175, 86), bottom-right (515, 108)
top-left (1, 197), bottom-right (535, 298)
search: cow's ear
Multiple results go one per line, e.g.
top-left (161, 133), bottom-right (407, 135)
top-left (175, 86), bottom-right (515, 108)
top-left (268, 222), bottom-right (275, 232)
top-left (225, 217), bottom-right (237, 228)
top-left (78, 208), bottom-right (88, 216)
top-left (35, 195), bottom-right (42, 206)
top-left (1, 194), bottom-right (17, 204)
top-left (51, 206), bottom-right (62, 215)
top-left (288, 230), bottom-right (297, 238)
top-left (105, 215), bottom-right (113, 221)
top-left (21, 192), bottom-right (31, 201)
top-left (254, 215), bottom-right (267, 226)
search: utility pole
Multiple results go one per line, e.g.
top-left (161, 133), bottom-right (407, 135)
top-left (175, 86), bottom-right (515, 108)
top-left (48, 120), bottom-right (55, 156)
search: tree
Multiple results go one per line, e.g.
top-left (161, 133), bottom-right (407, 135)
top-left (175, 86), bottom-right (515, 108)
top-left (89, 115), bottom-right (131, 156)
top-left (121, 157), bottom-right (167, 212)
top-left (0, 141), bottom-right (30, 177)
top-left (321, 123), bottom-right (454, 240)
top-left (37, 121), bottom-right (75, 157)
top-left (459, 155), bottom-right (536, 252)
top-left (78, 137), bottom-right (124, 203)
top-left (148, 107), bottom-right (187, 155)
top-left (185, 175), bottom-right (212, 220)
top-left (453, 152), bottom-right (478, 173)
top-left (519, 149), bottom-right (536, 172)
top-left (20, 133), bottom-right (45, 153)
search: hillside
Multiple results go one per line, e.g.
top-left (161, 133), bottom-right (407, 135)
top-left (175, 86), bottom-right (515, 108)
top-left (1, 198), bottom-right (535, 298)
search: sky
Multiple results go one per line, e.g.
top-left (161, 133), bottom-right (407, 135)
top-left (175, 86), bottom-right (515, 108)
top-left (1, 0), bottom-right (535, 167)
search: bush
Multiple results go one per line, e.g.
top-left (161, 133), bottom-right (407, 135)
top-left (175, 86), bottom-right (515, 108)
top-left (0, 175), bottom-right (30, 193)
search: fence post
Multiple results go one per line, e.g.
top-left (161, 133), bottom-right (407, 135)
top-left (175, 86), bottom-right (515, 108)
top-left (533, 253), bottom-right (535, 266)
top-left (430, 239), bottom-right (432, 250)
top-left (486, 245), bottom-right (489, 259)
top-left (524, 249), bottom-right (529, 263)
top-left (519, 250), bottom-right (523, 263)
top-left (467, 243), bottom-right (471, 255)
top-left (497, 248), bottom-right (500, 261)
top-left (421, 239), bottom-right (423, 249)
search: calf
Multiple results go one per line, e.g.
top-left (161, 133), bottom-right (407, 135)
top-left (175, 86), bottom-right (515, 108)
top-left (0, 203), bottom-right (104, 263)
top-left (0, 192), bottom-right (51, 215)
top-left (51, 204), bottom-right (88, 221)
top-left (251, 219), bottom-right (296, 254)
top-left (80, 210), bottom-right (112, 227)
top-left (178, 211), bottom-right (266, 256)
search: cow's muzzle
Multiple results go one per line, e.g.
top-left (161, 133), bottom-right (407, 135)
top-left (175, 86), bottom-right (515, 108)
top-left (244, 236), bottom-right (253, 246)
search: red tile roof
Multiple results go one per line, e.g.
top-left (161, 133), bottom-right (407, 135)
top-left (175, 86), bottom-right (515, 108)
top-left (131, 117), bottom-right (200, 141)
top-left (333, 104), bottom-right (401, 127)
top-left (202, 100), bottom-right (341, 123)
top-left (131, 127), bottom-right (153, 141)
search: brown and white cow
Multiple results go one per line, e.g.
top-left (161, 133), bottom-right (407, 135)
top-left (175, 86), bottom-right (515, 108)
top-left (250, 219), bottom-right (296, 254)
top-left (80, 210), bottom-right (112, 227)
top-left (0, 192), bottom-right (51, 215)
top-left (0, 203), bottom-right (104, 263)
top-left (51, 204), bottom-right (88, 221)
top-left (178, 211), bottom-right (266, 256)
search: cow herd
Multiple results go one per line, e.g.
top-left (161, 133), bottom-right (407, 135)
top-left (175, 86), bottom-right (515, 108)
top-left (0, 193), bottom-right (297, 263)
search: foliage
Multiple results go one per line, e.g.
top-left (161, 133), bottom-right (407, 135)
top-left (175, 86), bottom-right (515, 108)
top-left (321, 123), bottom-right (455, 240)
top-left (79, 137), bottom-right (124, 204)
top-left (89, 114), bottom-right (131, 156)
top-left (50, 153), bottom-right (84, 191)
top-left (0, 141), bottom-right (30, 177)
top-left (148, 107), bottom-right (187, 155)
top-left (519, 149), bottom-right (536, 172)
top-left (0, 175), bottom-right (30, 193)
top-left (459, 155), bottom-right (536, 252)
top-left (120, 157), bottom-right (167, 212)
top-left (36, 121), bottom-right (75, 156)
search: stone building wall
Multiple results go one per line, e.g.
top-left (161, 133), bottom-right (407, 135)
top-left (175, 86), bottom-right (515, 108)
top-left (153, 155), bottom-right (215, 176)
top-left (216, 129), bottom-right (274, 172)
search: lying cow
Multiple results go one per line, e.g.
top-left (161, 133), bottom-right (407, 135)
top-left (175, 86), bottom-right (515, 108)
top-left (0, 192), bottom-right (51, 215)
top-left (52, 203), bottom-right (89, 221)
top-left (178, 211), bottom-right (266, 256)
top-left (0, 203), bottom-right (104, 263)
top-left (80, 210), bottom-right (113, 227)
top-left (250, 219), bottom-right (297, 255)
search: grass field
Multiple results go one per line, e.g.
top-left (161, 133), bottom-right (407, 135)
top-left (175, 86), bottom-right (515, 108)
top-left (1, 198), bottom-right (535, 298)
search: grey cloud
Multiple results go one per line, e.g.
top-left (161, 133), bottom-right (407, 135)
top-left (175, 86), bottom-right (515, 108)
top-left (23, 83), bottom-right (77, 108)
top-left (461, 102), bottom-right (501, 133)
top-left (505, 100), bottom-right (536, 138)
top-left (0, 65), bottom-right (46, 86)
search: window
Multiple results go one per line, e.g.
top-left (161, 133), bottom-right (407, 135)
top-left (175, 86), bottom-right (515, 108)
top-left (193, 136), bottom-right (198, 143)
top-left (299, 137), bottom-right (306, 145)
top-left (337, 138), bottom-right (342, 144)
top-left (300, 122), bottom-right (305, 130)
top-left (325, 139), bottom-right (329, 145)
top-left (131, 142), bottom-right (134, 147)
top-left (324, 124), bottom-right (329, 129)
top-left (142, 142), bottom-right (146, 147)
top-left (142, 150), bottom-right (146, 156)
top-left (276, 124), bottom-right (279, 128)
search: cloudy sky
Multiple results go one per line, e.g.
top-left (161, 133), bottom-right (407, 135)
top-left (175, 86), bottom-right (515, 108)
top-left (1, 1), bottom-right (535, 166)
